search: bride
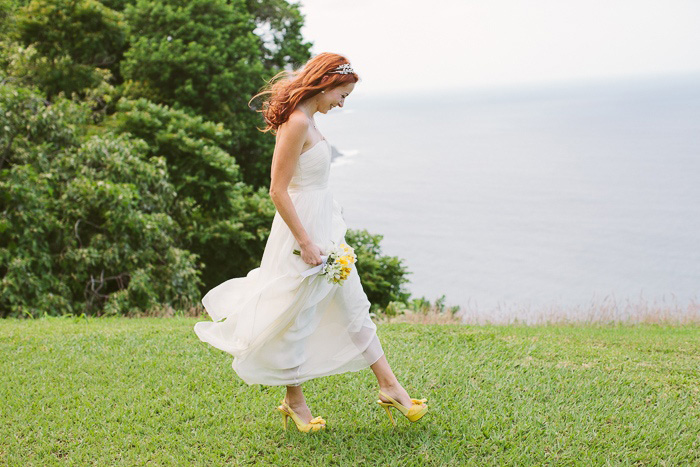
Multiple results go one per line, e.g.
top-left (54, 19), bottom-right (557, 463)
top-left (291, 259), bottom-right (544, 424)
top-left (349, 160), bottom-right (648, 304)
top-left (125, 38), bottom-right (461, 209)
top-left (193, 52), bottom-right (428, 432)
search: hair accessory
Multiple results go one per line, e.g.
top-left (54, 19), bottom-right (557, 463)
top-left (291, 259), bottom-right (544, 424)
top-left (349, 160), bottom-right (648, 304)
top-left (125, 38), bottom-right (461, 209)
top-left (329, 63), bottom-right (354, 75)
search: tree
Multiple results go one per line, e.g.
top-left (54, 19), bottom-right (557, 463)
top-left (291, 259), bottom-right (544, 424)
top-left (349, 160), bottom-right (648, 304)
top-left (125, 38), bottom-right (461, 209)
top-left (0, 0), bottom-right (14, 36)
top-left (106, 97), bottom-right (276, 290)
top-left (0, 84), bottom-right (201, 317)
top-left (245, 0), bottom-right (312, 70)
top-left (121, 0), bottom-right (311, 188)
top-left (13, 0), bottom-right (127, 97)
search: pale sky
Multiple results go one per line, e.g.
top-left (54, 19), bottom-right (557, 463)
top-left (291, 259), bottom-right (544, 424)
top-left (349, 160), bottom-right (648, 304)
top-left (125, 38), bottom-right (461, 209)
top-left (293, 0), bottom-right (700, 97)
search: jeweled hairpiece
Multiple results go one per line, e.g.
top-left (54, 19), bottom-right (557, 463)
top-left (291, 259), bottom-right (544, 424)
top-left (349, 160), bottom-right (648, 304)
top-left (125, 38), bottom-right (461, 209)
top-left (329, 63), bottom-right (354, 75)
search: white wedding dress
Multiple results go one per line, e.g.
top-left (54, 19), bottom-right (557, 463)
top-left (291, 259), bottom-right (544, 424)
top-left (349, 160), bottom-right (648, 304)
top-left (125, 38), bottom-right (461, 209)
top-left (193, 138), bottom-right (384, 386)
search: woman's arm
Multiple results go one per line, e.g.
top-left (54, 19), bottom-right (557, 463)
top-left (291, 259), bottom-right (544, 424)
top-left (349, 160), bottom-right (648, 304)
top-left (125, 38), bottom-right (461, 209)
top-left (269, 113), bottom-right (323, 266)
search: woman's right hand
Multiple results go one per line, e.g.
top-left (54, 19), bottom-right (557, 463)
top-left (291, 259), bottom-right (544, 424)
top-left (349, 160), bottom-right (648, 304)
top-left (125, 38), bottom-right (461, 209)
top-left (299, 242), bottom-right (324, 266)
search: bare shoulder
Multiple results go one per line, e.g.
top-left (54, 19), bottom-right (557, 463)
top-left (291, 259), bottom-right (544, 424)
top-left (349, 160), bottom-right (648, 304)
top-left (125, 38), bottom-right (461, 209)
top-left (273, 110), bottom-right (309, 165)
top-left (280, 110), bottom-right (309, 135)
top-left (275, 110), bottom-right (309, 157)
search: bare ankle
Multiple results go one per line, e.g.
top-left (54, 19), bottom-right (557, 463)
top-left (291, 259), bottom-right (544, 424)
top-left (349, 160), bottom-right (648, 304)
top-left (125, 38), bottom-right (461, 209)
top-left (285, 394), bottom-right (305, 406)
top-left (379, 380), bottom-right (400, 391)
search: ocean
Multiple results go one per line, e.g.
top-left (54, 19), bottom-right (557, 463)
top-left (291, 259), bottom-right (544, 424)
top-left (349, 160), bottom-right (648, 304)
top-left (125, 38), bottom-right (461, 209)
top-left (319, 73), bottom-right (700, 324)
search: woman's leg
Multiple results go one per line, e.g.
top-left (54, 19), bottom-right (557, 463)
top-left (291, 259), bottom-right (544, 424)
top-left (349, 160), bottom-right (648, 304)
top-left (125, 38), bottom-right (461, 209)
top-left (284, 384), bottom-right (324, 425)
top-left (369, 355), bottom-right (414, 407)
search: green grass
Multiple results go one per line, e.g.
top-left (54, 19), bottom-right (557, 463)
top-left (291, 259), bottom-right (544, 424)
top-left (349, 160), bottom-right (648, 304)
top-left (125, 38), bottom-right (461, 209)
top-left (1, 316), bottom-right (698, 466)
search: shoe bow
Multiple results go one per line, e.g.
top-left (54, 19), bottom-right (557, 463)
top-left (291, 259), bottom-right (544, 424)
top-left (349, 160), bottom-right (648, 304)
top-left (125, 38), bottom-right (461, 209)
top-left (411, 398), bottom-right (427, 405)
top-left (309, 416), bottom-right (326, 425)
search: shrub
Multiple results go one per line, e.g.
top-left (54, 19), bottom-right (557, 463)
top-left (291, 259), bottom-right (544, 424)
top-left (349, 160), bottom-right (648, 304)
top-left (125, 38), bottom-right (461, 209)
top-left (345, 228), bottom-right (412, 313)
top-left (0, 84), bottom-right (201, 317)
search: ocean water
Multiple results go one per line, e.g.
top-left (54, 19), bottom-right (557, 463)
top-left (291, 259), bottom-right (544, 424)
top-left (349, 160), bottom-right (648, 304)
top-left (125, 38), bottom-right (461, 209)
top-left (319, 74), bottom-right (700, 323)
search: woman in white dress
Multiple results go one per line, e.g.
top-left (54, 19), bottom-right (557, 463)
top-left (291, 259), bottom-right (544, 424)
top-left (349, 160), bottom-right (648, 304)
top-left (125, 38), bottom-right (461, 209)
top-left (193, 52), bottom-right (428, 432)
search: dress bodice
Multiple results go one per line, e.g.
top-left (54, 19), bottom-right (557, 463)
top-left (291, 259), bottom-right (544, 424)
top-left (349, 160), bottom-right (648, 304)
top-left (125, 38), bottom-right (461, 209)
top-left (288, 139), bottom-right (331, 192)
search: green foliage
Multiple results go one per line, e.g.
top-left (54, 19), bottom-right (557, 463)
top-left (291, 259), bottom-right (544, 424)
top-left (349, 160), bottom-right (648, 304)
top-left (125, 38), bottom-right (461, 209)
top-left (0, 84), bottom-right (201, 317)
top-left (0, 0), bottom-right (14, 36)
top-left (17, 0), bottom-right (126, 65)
top-left (121, 0), bottom-right (261, 115)
top-left (0, 84), bottom-right (87, 171)
top-left (382, 294), bottom-right (462, 318)
top-left (345, 228), bottom-right (412, 313)
top-left (121, 0), bottom-right (292, 187)
top-left (59, 135), bottom-right (202, 314)
top-left (97, 0), bottom-right (313, 70)
top-left (105, 97), bottom-right (275, 290)
top-left (4, 0), bottom-right (313, 188)
top-left (97, 0), bottom-right (130, 11)
top-left (0, 42), bottom-right (110, 95)
top-left (245, 0), bottom-right (312, 70)
top-left (107, 98), bottom-right (240, 203)
top-left (13, 0), bottom-right (126, 97)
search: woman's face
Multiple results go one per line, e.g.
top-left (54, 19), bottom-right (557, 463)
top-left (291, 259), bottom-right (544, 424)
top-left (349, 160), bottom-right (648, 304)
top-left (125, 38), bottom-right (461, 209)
top-left (319, 82), bottom-right (355, 113)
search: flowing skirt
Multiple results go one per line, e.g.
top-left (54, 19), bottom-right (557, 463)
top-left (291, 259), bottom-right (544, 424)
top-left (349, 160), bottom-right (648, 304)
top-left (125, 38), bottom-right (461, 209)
top-left (193, 187), bottom-right (384, 386)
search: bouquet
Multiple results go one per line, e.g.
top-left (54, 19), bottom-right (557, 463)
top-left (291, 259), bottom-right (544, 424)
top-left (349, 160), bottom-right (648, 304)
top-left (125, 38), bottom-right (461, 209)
top-left (293, 242), bottom-right (357, 285)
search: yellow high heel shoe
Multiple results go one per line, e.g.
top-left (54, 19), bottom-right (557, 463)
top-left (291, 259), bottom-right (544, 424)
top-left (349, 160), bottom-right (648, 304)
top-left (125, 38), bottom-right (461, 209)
top-left (276, 399), bottom-right (327, 433)
top-left (376, 390), bottom-right (428, 426)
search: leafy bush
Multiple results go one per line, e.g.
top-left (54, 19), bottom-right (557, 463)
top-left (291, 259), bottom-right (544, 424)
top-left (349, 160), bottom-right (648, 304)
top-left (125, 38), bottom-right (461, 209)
top-left (0, 0), bottom-right (14, 36)
top-left (345, 228), bottom-right (412, 313)
top-left (4, 0), bottom-right (313, 188)
top-left (121, 0), bottom-right (273, 187)
top-left (106, 97), bottom-right (275, 290)
top-left (0, 84), bottom-right (201, 317)
top-left (13, 0), bottom-right (126, 97)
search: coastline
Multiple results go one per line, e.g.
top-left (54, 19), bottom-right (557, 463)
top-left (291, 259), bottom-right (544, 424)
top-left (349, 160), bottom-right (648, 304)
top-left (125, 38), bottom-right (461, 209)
top-left (330, 144), bottom-right (343, 162)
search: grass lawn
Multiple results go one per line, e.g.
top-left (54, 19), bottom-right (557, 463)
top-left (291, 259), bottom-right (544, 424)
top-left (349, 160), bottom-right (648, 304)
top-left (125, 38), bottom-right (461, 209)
top-left (1, 316), bottom-right (698, 465)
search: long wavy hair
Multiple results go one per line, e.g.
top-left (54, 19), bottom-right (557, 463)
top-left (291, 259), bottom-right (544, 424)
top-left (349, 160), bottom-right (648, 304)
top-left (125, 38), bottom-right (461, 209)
top-left (249, 52), bottom-right (360, 134)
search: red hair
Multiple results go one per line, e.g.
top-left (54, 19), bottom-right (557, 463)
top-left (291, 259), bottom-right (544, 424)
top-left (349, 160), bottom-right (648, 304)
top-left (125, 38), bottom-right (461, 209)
top-left (249, 52), bottom-right (360, 134)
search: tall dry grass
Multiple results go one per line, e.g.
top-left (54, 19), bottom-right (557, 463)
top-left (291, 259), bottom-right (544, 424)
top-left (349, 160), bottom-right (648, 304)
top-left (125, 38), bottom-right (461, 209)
top-left (455, 294), bottom-right (700, 326)
top-left (132, 294), bottom-right (700, 327)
